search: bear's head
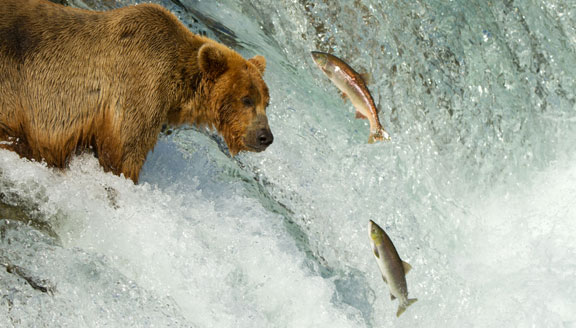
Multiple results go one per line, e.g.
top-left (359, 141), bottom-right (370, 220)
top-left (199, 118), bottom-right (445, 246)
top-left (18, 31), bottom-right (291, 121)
top-left (197, 43), bottom-right (273, 156)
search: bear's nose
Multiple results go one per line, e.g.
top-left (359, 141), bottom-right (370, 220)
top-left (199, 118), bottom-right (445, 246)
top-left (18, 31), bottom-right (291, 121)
top-left (258, 129), bottom-right (274, 147)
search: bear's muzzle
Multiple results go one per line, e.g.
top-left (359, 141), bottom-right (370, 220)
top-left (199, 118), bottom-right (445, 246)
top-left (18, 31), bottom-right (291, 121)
top-left (244, 115), bottom-right (273, 152)
top-left (257, 128), bottom-right (274, 148)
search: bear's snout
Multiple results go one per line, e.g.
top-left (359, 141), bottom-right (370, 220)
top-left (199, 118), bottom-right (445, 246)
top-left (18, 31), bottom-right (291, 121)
top-left (243, 114), bottom-right (273, 152)
top-left (245, 127), bottom-right (273, 152)
top-left (258, 128), bottom-right (274, 148)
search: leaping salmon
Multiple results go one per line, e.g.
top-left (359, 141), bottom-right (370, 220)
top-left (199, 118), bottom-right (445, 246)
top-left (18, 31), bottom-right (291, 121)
top-left (311, 51), bottom-right (391, 143)
top-left (369, 220), bottom-right (417, 317)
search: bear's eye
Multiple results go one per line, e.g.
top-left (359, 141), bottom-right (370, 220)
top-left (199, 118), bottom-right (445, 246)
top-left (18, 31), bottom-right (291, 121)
top-left (242, 96), bottom-right (254, 107)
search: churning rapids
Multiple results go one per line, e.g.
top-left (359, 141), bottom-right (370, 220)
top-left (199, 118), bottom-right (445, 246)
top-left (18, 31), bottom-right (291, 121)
top-left (1, 0), bottom-right (576, 327)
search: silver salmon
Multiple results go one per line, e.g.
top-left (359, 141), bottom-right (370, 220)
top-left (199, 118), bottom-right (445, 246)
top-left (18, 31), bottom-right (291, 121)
top-left (311, 51), bottom-right (391, 143)
top-left (369, 220), bottom-right (417, 317)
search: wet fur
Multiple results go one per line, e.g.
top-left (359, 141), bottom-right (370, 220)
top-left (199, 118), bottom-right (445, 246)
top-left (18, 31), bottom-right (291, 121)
top-left (0, 0), bottom-right (270, 183)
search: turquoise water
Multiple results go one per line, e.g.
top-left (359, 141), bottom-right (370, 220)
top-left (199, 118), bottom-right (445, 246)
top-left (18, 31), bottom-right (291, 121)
top-left (1, 0), bottom-right (576, 327)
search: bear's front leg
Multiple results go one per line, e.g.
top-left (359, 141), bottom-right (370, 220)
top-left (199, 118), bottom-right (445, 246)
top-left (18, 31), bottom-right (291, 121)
top-left (119, 151), bottom-right (148, 183)
top-left (93, 101), bottom-right (164, 183)
top-left (117, 124), bottom-right (162, 184)
top-left (94, 132), bottom-right (150, 184)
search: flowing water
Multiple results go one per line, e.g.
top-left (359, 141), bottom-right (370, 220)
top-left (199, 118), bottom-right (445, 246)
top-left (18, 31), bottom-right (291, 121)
top-left (1, 0), bottom-right (576, 327)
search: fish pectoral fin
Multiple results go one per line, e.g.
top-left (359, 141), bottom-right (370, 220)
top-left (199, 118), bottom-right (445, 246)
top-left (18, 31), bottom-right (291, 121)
top-left (372, 244), bottom-right (380, 259)
top-left (381, 274), bottom-right (388, 284)
top-left (402, 261), bottom-right (412, 275)
top-left (390, 293), bottom-right (396, 300)
top-left (355, 111), bottom-right (368, 119)
top-left (340, 91), bottom-right (348, 102)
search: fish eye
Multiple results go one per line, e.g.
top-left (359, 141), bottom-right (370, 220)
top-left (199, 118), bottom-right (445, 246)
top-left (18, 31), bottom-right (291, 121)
top-left (242, 96), bottom-right (254, 107)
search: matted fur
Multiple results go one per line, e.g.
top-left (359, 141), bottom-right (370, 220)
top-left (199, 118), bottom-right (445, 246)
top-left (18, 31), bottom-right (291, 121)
top-left (0, 0), bottom-right (272, 183)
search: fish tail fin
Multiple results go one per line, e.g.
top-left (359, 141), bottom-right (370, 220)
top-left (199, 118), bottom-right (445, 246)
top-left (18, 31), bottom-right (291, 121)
top-left (396, 298), bottom-right (418, 317)
top-left (380, 128), bottom-right (391, 141)
top-left (368, 128), bottom-right (391, 144)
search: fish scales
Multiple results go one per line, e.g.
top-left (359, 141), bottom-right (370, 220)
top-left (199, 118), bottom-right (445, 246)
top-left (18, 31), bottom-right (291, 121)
top-left (311, 51), bottom-right (391, 143)
top-left (369, 220), bottom-right (417, 317)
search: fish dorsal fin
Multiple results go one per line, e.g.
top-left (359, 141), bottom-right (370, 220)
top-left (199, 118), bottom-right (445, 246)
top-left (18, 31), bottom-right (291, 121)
top-left (402, 261), bottom-right (412, 275)
top-left (360, 72), bottom-right (372, 84)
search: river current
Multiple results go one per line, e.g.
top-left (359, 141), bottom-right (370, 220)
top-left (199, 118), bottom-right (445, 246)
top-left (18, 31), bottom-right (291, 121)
top-left (1, 0), bottom-right (575, 327)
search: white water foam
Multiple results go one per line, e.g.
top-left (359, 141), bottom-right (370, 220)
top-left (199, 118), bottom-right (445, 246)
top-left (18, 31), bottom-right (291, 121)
top-left (2, 0), bottom-right (576, 327)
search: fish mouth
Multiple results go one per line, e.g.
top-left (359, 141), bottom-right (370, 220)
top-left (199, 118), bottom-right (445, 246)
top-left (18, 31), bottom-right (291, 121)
top-left (368, 220), bottom-right (381, 239)
top-left (310, 51), bottom-right (328, 66)
top-left (311, 51), bottom-right (329, 56)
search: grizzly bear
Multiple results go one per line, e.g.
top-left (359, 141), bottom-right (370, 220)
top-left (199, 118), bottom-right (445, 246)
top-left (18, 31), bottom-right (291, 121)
top-left (0, 0), bottom-right (273, 183)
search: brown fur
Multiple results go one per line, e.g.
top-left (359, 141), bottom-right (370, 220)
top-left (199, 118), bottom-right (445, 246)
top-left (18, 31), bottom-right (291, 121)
top-left (0, 0), bottom-right (272, 183)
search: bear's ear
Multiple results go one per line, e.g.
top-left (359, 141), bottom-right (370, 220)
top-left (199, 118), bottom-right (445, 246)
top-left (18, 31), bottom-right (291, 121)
top-left (199, 44), bottom-right (228, 77)
top-left (249, 55), bottom-right (266, 74)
